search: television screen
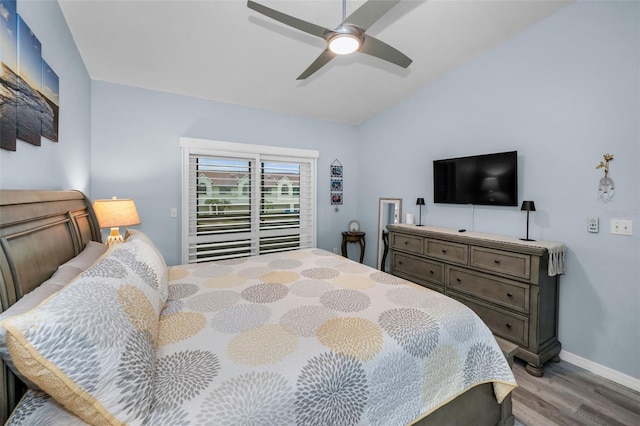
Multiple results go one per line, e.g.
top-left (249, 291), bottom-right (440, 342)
top-left (433, 151), bottom-right (518, 206)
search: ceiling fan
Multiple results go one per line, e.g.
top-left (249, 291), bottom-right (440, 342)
top-left (247, 0), bottom-right (412, 80)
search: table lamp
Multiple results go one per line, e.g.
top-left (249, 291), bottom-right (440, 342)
top-left (93, 196), bottom-right (141, 246)
top-left (416, 197), bottom-right (425, 226)
top-left (520, 200), bottom-right (536, 241)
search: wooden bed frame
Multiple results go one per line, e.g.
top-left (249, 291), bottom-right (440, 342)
top-left (0, 190), bottom-right (514, 425)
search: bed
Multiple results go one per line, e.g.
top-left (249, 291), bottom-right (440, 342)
top-left (0, 190), bottom-right (516, 425)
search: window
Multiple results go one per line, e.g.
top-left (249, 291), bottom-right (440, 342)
top-left (240, 176), bottom-right (250, 196)
top-left (280, 182), bottom-right (291, 196)
top-left (181, 138), bottom-right (318, 263)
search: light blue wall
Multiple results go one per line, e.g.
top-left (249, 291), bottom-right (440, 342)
top-left (0, 0), bottom-right (91, 193)
top-left (356, 1), bottom-right (639, 379)
top-left (91, 82), bottom-right (358, 266)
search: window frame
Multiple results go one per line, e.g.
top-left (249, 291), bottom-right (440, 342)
top-left (180, 138), bottom-right (319, 264)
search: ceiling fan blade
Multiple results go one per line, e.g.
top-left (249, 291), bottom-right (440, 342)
top-left (344, 0), bottom-right (401, 31)
top-left (297, 50), bottom-right (336, 80)
top-left (360, 34), bottom-right (412, 68)
top-left (247, 1), bottom-right (329, 38)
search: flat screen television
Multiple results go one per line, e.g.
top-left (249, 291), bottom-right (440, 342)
top-left (433, 151), bottom-right (518, 206)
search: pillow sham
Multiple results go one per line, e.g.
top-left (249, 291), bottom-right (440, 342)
top-left (0, 242), bottom-right (107, 390)
top-left (0, 238), bottom-right (163, 425)
top-left (0, 266), bottom-right (82, 390)
top-left (124, 229), bottom-right (168, 304)
top-left (7, 390), bottom-right (87, 425)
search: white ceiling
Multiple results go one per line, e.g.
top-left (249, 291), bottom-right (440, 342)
top-left (59, 0), bottom-right (571, 125)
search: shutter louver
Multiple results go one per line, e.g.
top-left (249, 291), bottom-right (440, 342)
top-left (258, 161), bottom-right (312, 255)
top-left (186, 155), bottom-right (254, 263)
top-left (182, 140), bottom-right (317, 264)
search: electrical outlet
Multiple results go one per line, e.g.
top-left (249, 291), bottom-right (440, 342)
top-left (587, 217), bottom-right (598, 233)
top-left (333, 247), bottom-right (339, 254)
top-left (170, 208), bottom-right (177, 218)
top-left (610, 219), bottom-right (633, 236)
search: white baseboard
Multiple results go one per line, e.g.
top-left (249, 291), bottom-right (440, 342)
top-left (560, 350), bottom-right (640, 392)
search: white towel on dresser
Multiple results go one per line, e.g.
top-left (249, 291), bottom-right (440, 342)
top-left (531, 240), bottom-right (566, 276)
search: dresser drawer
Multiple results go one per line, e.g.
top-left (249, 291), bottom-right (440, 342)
top-left (425, 239), bottom-right (468, 265)
top-left (452, 295), bottom-right (528, 346)
top-left (391, 233), bottom-right (423, 255)
top-left (447, 267), bottom-right (530, 313)
top-left (470, 246), bottom-right (531, 280)
top-left (392, 252), bottom-right (444, 285)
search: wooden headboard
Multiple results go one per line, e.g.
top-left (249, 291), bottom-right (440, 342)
top-left (0, 190), bottom-right (102, 421)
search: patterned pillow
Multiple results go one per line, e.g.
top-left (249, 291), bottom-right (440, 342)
top-left (0, 242), bottom-right (108, 391)
top-left (125, 229), bottom-right (168, 304)
top-left (0, 266), bottom-right (82, 390)
top-left (7, 390), bottom-right (87, 425)
top-left (0, 239), bottom-right (164, 424)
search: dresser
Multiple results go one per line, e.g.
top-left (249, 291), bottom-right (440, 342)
top-left (387, 224), bottom-right (565, 377)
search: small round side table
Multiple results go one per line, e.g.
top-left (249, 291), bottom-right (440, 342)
top-left (341, 231), bottom-right (366, 263)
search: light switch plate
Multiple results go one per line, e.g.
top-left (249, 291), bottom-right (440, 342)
top-left (587, 217), bottom-right (598, 233)
top-left (610, 219), bottom-right (633, 236)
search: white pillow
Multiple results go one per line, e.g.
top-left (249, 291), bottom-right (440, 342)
top-left (57, 241), bottom-right (107, 271)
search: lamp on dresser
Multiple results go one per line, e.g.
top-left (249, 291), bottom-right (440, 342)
top-left (93, 197), bottom-right (141, 246)
top-left (416, 197), bottom-right (425, 226)
top-left (520, 200), bottom-right (536, 241)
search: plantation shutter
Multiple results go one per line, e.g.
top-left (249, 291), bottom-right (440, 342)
top-left (181, 139), bottom-right (317, 264)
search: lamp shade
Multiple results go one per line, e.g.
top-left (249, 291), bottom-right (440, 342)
top-left (416, 197), bottom-right (425, 206)
top-left (93, 198), bottom-right (141, 228)
top-left (520, 201), bottom-right (536, 212)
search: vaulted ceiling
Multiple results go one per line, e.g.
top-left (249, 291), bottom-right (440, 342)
top-left (59, 0), bottom-right (571, 125)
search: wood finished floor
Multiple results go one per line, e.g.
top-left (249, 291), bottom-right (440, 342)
top-left (511, 358), bottom-right (640, 426)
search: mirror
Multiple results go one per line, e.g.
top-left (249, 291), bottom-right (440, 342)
top-left (377, 198), bottom-right (402, 271)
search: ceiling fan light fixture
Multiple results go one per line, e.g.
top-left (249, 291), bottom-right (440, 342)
top-left (328, 33), bottom-right (360, 55)
top-left (247, 0), bottom-right (411, 80)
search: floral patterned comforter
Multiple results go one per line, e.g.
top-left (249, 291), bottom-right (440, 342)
top-left (153, 248), bottom-right (516, 425)
top-left (8, 248), bottom-right (516, 425)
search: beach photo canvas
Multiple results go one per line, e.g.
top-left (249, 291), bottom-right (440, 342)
top-left (0, 0), bottom-right (18, 151)
top-left (41, 59), bottom-right (58, 142)
top-left (16, 14), bottom-right (42, 146)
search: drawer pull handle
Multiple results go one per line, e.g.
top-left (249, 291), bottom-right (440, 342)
top-left (506, 323), bottom-right (512, 329)
top-left (398, 261), bottom-right (403, 265)
top-left (494, 259), bottom-right (501, 264)
top-left (442, 249), bottom-right (448, 254)
top-left (507, 293), bottom-right (513, 298)
top-left (429, 270), bottom-right (434, 275)
top-left (404, 241), bottom-right (409, 245)
top-left (456, 278), bottom-right (461, 283)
